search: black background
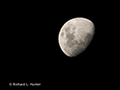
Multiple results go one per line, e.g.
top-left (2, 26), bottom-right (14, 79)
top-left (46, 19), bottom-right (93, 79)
top-left (6, 1), bottom-right (118, 89)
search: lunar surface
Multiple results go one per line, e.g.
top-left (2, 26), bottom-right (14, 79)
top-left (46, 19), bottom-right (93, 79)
top-left (58, 17), bottom-right (95, 57)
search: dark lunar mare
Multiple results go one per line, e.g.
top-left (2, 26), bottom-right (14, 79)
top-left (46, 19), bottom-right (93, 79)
top-left (65, 25), bottom-right (77, 48)
top-left (66, 32), bottom-right (75, 48)
top-left (65, 26), bottom-right (71, 32)
top-left (66, 32), bottom-right (93, 56)
top-left (83, 33), bottom-right (93, 46)
top-left (61, 32), bottom-right (64, 37)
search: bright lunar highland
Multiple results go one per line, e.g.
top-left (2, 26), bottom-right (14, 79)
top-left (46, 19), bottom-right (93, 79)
top-left (58, 17), bottom-right (95, 57)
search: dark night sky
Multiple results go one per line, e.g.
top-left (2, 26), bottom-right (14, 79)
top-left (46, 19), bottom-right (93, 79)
top-left (6, 1), bottom-right (116, 89)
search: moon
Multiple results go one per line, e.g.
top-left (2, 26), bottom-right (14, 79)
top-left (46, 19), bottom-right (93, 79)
top-left (58, 17), bottom-right (95, 57)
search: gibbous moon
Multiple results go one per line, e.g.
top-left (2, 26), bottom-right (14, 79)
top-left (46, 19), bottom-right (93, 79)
top-left (58, 17), bottom-right (95, 57)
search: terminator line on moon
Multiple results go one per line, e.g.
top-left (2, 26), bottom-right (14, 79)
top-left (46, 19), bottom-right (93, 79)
top-left (58, 17), bottom-right (95, 57)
